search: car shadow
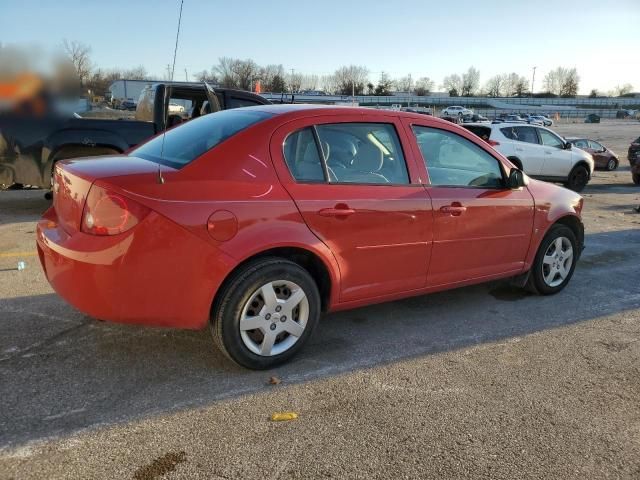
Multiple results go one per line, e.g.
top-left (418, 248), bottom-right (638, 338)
top-left (1, 228), bottom-right (639, 449)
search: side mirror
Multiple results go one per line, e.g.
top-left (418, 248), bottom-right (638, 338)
top-left (563, 142), bottom-right (572, 150)
top-left (507, 168), bottom-right (528, 189)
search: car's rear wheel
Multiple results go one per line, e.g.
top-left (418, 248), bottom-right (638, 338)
top-left (211, 257), bottom-right (320, 369)
top-left (528, 225), bottom-right (578, 295)
top-left (606, 158), bottom-right (618, 171)
top-left (565, 165), bottom-right (589, 192)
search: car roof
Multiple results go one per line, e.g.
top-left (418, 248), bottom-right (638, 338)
top-left (245, 103), bottom-right (458, 126)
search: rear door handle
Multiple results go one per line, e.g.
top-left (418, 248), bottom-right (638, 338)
top-left (440, 205), bottom-right (467, 216)
top-left (319, 206), bottom-right (356, 217)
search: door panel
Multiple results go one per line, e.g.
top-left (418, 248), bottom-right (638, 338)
top-left (427, 187), bottom-right (534, 285)
top-left (403, 121), bottom-right (535, 286)
top-left (270, 114), bottom-right (433, 303)
top-left (538, 128), bottom-right (572, 176)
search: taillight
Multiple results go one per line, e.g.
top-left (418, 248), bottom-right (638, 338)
top-left (488, 139), bottom-right (500, 146)
top-left (81, 184), bottom-right (150, 235)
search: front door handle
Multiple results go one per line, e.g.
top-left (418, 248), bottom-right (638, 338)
top-left (319, 205), bottom-right (356, 217)
top-left (440, 204), bottom-right (467, 216)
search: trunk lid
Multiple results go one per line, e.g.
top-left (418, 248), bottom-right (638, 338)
top-left (53, 155), bottom-right (166, 234)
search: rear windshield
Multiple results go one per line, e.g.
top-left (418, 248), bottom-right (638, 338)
top-left (132, 109), bottom-right (272, 169)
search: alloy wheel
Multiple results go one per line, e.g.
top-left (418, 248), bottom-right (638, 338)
top-left (541, 237), bottom-right (574, 287)
top-left (239, 280), bottom-right (309, 356)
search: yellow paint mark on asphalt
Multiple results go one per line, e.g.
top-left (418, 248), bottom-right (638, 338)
top-left (0, 251), bottom-right (38, 258)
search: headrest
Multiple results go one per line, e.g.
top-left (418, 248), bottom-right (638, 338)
top-left (352, 142), bottom-right (383, 172)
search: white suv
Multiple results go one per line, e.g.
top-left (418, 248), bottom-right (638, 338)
top-left (442, 105), bottom-right (473, 117)
top-left (463, 122), bottom-right (595, 192)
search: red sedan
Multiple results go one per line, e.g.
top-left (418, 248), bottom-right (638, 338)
top-left (37, 105), bottom-right (585, 369)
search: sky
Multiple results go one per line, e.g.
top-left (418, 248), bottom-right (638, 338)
top-left (2, 0), bottom-right (639, 94)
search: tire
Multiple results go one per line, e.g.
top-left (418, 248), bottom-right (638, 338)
top-left (211, 257), bottom-right (321, 369)
top-left (606, 158), bottom-right (618, 171)
top-left (565, 165), bottom-right (589, 192)
top-left (528, 225), bottom-right (578, 295)
top-left (632, 173), bottom-right (640, 185)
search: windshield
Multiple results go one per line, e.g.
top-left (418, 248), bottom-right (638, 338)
top-left (132, 109), bottom-right (272, 169)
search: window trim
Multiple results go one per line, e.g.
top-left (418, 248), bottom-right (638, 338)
top-left (282, 121), bottom-right (415, 187)
top-left (411, 124), bottom-right (508, 190)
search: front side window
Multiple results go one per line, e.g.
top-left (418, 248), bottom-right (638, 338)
top-left (412, 126), bottom-right (504, 188)
top-left (588, 140), bottom-right (603, 151)
top-left (538, 129), bottom-right (564, 148)
top-left (132, 109), bottom-right (272, 169)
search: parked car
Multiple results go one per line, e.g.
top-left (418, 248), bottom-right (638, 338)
top-left (523, 115), bottom-right (544, 126)
top-left (628, 136), bottom-right (640, 164)
top-left (402, 106), bottom-right (432, 115)
top-left (120, 99), bottom-right (137, 111)
top-left (566, 138), bottom-right (618, 170)
top-left (442, 106), bottom-right (473, 116)
top-left (532, 115), bottom-right (553, 127)
top-left (462, 113), bottom-right (489, 123)
top-left (38, 105), bottom-right (585, 369)
top-left (585, 114), bottom-right (601, 123)
top-left (463, 122), bottom-right (595, 191)
top-left (632, 154), bottom-right (640, 185)
top-left (0, 83), bottom-right (271, 189)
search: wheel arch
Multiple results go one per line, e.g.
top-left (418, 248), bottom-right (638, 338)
top-left (211, 245), bottom-right (335, 318)
top-left (552, 215), bottom-right (584, 253)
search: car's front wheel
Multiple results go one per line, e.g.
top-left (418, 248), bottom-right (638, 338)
top-left (565, 164), bottom-right (590, 192)
top-left (632, 172), bottom-right (640, 185)
top-left (211, 258), bottom-right (321, 369)
top-left (528, 225), bottom-right (578, 295)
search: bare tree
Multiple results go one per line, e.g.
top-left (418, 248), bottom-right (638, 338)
top-left (300, 74), bottom-right (319, 91)
top-left (63, 39), bottom-right (92, 86)
top-left (442, 74), bottom-right (462, 96)
top-left (395, 75), bottom-right (413, 93)
top-left (214, 57), bottom-right (239, 88)
top-left (484, 74), bottom-right (505, 97)
top-left (612, 83), bottom-right (634, 97)
top-left (124, 65), bottom-right (148, 80)
top-left (288, 72), bottom-right (303, 93)
top-left (414, 77), bottom-right (435, 96)
top-left (332, 65), bottom-right (369, 95)
top-left (461, 67), bottom-right (480, 96)
top-left (543, 67), bottom-right (580, 97)
top-left (259, 64), bottom-right (286, 92)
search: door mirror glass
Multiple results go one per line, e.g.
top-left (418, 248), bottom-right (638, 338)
top-left (563, 142), bottom-right (572, 150)
top-left (507, 168), bottom-right (528, 189)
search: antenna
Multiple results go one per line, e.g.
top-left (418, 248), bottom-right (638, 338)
top-left (158, 0), bottom-right (184, 184)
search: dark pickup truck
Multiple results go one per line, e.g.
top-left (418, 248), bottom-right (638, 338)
top-left (0, 83), bottom-right (270, 188)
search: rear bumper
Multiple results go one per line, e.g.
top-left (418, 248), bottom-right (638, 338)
top-left (36, 207), bottom-right (234, 329)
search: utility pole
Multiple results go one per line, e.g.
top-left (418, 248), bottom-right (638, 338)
top-left (290, 68), bottom-right (295, 93)
top-left (531, 66), bottom-right (537, 97)
top-left (184, 68), bottom-right (188, 82)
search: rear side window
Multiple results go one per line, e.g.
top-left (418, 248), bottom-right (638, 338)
top-left (513, 126), bottom-right (540, 144)
top-left (283, 128), bottom-right (326, 182)
top-left (573, 139), bottom-right (589, 148)
top-left (463, 125), bottom-right (492, 141)
top-left (412, 126), bottom-right (504, 188)
top-left (132, 109), bottom-right (272, 169)
top-left (283, 123), bottom-right (410, 185)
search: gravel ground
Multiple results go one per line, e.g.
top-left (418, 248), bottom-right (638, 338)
top-left (0, 120), bottom-right (639, 479)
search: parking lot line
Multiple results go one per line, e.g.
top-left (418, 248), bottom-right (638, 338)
top-left (0, 251), bottom-right (37, 258)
